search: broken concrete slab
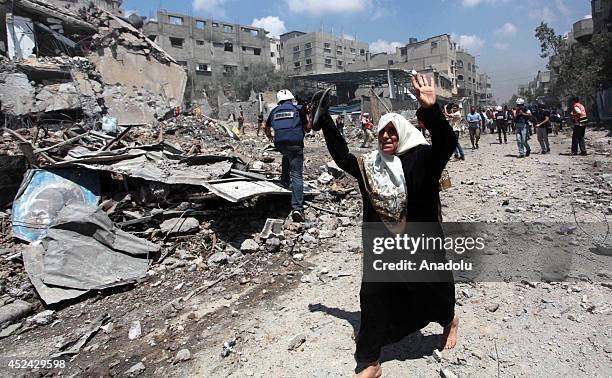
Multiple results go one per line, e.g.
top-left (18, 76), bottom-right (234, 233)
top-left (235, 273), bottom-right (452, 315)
top-left (260, 218), bottom-right (284, 239)
top-left (87, 11), bottom-right (187, 125)
top-left (0, 72), bottom-right (37, 116)
top-left (160, 217), bottom-right (200, 235)
top-left (0, 300), bottom-right (34, 330)
top-left (0, 323), bottom-right (22, 338)
top-left (240, 239), bottom-right (259, 253)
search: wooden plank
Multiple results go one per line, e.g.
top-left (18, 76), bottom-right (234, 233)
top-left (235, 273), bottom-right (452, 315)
top-left (34, 131), bottom-right (90, 154)
top-left (3, 128), bottom-right (57, 164)
top-left (18, 142), bottom-right (39, 168)
top-left (101, 126), bottom-right (134, 151)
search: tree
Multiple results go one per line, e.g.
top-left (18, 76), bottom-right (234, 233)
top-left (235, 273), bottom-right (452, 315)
top-left (535, 22), bottom-right (564, 58)
top-left (535, 24), bottom-right (612, 102)
top-left (220, 63), bottom-right (290, 101)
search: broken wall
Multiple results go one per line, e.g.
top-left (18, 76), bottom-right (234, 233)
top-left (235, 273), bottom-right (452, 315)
top-left (87, 9), bottom-right (187, 125)
top-left (89, 45), bottom-right (187, 124)
top-left (1, 1), bottom-right (186, 126)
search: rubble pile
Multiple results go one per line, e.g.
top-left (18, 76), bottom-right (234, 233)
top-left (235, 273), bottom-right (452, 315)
top-left (1, 0), bottom-right (187, 127)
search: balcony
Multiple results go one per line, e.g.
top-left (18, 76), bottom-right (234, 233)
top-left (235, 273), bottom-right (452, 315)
top-left (573, 18), bottom-right (593, 42)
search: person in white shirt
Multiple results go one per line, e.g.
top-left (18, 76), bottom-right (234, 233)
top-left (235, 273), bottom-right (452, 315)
top-left (444, 104), bottom-right (465, 160)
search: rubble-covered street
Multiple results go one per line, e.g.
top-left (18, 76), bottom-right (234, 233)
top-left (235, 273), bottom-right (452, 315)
top-left (1, 0), bottom-right (611, 377)
top-left (1, 118), bottom-right (611, 376)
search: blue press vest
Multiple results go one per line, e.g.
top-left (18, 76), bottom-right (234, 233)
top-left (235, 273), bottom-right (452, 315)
top-left (270, 102), bottom-right (304, 144)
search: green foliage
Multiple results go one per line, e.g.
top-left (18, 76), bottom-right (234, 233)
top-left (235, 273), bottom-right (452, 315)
top-left (219, 63), bottom-right (290, 101)
top-left (535, 22), bottom-right (564, 59)
top-left (534, 24), bottom-right (612, 101)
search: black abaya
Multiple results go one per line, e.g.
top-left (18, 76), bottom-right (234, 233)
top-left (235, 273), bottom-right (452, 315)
top-left (321, 103), bottom-right (457, 363)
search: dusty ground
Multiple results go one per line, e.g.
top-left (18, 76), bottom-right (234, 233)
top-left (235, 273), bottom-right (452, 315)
top-left (0, 124), bottom-right (611, 377)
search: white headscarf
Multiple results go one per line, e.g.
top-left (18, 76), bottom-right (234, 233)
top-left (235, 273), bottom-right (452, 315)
top-left (359, 113), bottom-right (429, 223)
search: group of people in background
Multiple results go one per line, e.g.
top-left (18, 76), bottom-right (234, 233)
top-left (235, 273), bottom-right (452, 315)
top-left (440, 96), bottom-right (588, 159)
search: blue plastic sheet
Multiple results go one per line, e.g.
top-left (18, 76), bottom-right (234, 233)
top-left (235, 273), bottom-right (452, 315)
top-left (11, 169), bottom-right (100, 242)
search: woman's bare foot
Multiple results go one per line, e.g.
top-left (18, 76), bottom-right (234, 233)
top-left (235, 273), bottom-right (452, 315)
top-left (441, 315), bottom-right (459, 349)
top-left (354, 361), bottom-right (382, 378)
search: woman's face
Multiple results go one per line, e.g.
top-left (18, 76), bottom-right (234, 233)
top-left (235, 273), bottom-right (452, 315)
top-left (378, 122), bottom-right (399, 155)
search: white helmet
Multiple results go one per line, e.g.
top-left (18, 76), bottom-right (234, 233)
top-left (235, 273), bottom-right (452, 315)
top-left (516, 98), bottom-right (525, 105)
top-left (496, 105), bottom-right (503, 111)
top-left (276, 89), bottom-right (295, 103)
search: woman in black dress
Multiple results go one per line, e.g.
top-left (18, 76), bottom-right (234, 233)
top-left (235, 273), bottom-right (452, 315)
top-left (314, 74), bottom-right (459, 377)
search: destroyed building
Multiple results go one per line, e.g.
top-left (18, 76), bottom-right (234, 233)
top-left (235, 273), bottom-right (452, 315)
top-left (0, 0), bottom-right (187, 126)
top-left (142, 10), bottom-right (272, 103)
top-left (47, 0), bottom-right (123, 16)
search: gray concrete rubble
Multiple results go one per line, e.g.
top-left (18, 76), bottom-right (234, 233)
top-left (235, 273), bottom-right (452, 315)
top-left (0, 0), bottom-right (186, 125)
top-left (0, 299), bottom-right (34, 330)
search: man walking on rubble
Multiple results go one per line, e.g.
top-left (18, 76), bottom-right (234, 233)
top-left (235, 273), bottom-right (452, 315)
top-left (360, 113), bottom-right (374, 148)
top-left (534, 101), bottom-right (551, 154)
top-left (514, 98), bottom-right (531, 158)
top-left (257, 112), bottom-right (265, 137)
top-left (265, 89), bottom-right (311, 222)
top-left (466, 106), bottom-right (481, 149)
top-left (238, 110), bottom-right (245, 135)
top-left (494, 105), bottom-right (509, 144)
top-left (571, 96), bottom-right (588, 155)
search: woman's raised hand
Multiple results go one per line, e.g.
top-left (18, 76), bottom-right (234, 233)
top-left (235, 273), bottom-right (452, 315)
top-left (411, 73), bottom-right (436, 109)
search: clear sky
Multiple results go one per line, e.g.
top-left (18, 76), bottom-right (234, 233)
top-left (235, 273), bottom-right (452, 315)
top-left (123, 0), bottom-right (593, 103)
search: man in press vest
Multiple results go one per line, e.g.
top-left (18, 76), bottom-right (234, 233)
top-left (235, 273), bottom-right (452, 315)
top-left (265, 90), bottom-right (312, 222)
top-left (571, 97), bottom-right (588, 155)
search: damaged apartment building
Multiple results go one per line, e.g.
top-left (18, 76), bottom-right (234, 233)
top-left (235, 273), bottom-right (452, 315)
top-left (142, 10), bottom-right (272, 104)
top-left (0, 0), bottom-right (187, 126)
top-left (46, 0), bottom-right (123, 15)
top-left (279, 30), bottom-right (369, 75)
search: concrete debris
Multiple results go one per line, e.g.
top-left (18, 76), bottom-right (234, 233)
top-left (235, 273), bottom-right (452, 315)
top-left (27, 309), bottom-right (56, 325)
top-left (265, 237), bottom-right (281, 252)
top-left (440, 368), bottom-right (458, 378)
top-left (260, 218), bottom-right (284, 239)
top-left (128, 320), bottom-right (142, 340)
top-left (302, 234), bottom-right (317, 244)
top-left (486, 303), bottom-right (500, 313)
top-left (318, 172), bottom-right (334, 185)
top-left (0, 300), bottom-right (34, 330)
top-left (287, 333), bottom-right (307, 351)
top-left (0, 1), bottom-right (185, 125)
top-left (221, 337), bottom-right (237, 357)
top-left (51, 313), bottom-right (110, 358)
top-left (240, 239), bottom-right (259, 253)
top-left (174, 348), bottom-right (192, 363)
top-left (207, 252), bottom-right (230, 266)
top-left (433, 349), bottom-right (443, 362)
top-left (125, 362), bottom-right (146, 376)
top-left (0, 323), bottom-right (22, 338)
top-left (160, 217), bottom-right (200, 235)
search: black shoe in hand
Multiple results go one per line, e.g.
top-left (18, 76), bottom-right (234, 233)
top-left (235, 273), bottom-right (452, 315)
top-left (310, 88), bottom-right (331, 131)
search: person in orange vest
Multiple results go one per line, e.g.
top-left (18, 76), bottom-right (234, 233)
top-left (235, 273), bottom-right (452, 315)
top-left (571, 97), bottom-right (588, 155)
